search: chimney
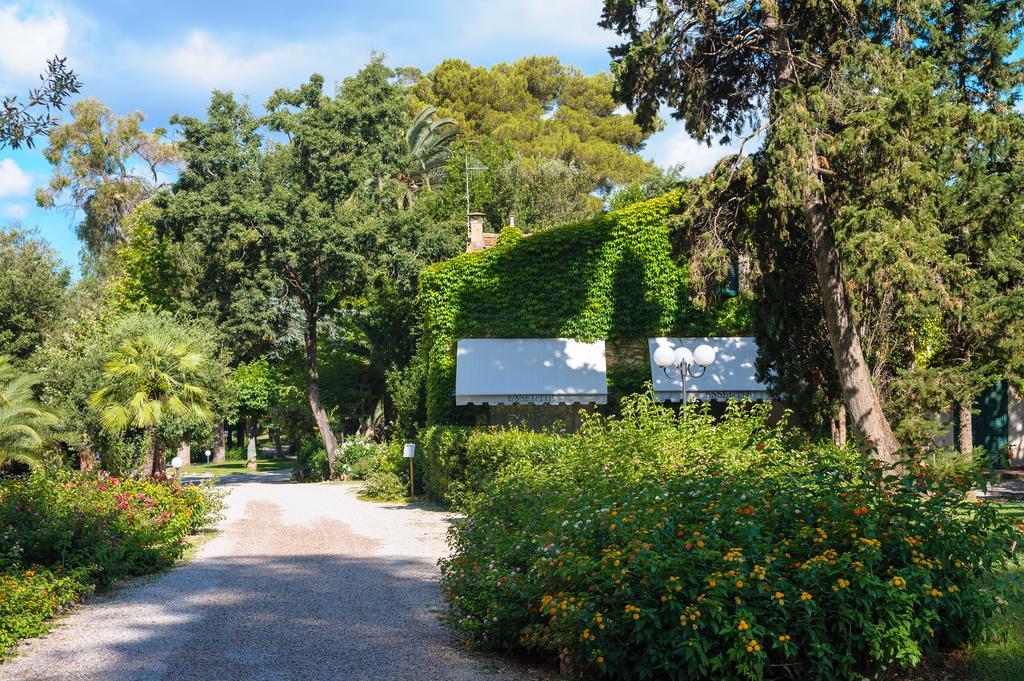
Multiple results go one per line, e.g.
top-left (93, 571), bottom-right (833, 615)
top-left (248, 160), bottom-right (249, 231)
top-left (467, 212), bottom-right (485, 252)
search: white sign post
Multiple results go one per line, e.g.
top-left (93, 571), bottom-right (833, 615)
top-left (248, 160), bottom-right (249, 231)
top-left (403, 444), bottom-right (416, 497)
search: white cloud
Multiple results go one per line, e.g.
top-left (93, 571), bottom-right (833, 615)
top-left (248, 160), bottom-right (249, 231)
top-left (119, 29), bottom-right (372, 93)
top-left (0, 158), bottom-right (32, 199)
top-left (465, 0), bottom-right (612, 50)
top-left (0, 202), bottom-right (29, 220)
top-left (645, 120), bottom-right (759, 177)
top-left (0, 5), bottom-right (70, 82)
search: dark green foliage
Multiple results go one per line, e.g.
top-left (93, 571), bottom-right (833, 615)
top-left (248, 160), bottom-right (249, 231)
top-left (0, 227), bottom-right (69, 360)
top-left (161, 91), bottom-right (288, 363)
top-left (293, 441), bottom-right (330, 482)
top-left (418, 190), bottom-right (749, 425)
top-left (416, 425), bottom-right (470, 503)
top-left (600, 0), bottom-right (1024, 449)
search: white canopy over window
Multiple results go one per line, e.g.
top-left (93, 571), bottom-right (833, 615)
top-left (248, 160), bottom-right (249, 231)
top-left (455, 338), bottom-right (608, 405)
top-left (648, 337), bottom-right (770, 401)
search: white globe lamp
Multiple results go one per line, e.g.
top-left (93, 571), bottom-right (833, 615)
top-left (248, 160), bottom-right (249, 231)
top-left (693, 344), bottom-right (717, 367)
top-left (653, 345), bottom-right (675, 368)
top-left (674, 346), bottom-right (694, 366)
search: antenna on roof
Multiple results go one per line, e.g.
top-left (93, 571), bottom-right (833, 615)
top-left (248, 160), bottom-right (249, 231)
top-left (464, 152), bottom-right (487, 230)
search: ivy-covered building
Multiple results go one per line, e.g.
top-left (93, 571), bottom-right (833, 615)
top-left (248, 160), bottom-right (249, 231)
top-left (417, 189), bottom-right (753, 429)
top-left (418, 189), bottom-right (1024, 466)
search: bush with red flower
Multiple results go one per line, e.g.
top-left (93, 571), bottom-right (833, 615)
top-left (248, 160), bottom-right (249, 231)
top-left (0, 467), bottom-right (223, 656)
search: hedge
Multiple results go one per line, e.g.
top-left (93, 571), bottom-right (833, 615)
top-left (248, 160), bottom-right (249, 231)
top-left (417, 425), bottom-right (568, 507)
top-left (417, 189), bottom-right (751, 425)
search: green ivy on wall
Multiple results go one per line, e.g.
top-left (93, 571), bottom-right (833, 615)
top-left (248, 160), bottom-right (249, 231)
top-left (418, 188), bottom-right (751, 424)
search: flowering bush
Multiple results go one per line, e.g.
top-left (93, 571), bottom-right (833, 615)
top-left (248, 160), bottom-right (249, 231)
top-left (0, 469), bottom-right (223, 583)
top-left (0, 569), bottom-right (91, 655)
top-left (0, 468), bottom-right (224, 656)
top-left (440, 399), bottom-right (1022, 680)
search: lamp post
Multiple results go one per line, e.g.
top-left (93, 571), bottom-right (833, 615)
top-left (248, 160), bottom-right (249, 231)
top-left (653, 343), bottom-right (717, 417)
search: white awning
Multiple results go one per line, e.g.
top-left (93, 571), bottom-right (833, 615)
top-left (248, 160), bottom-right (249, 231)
top-left (648, 337), bottom-right (770, 401)
top-left (455, 338), bottom-right (608, 405)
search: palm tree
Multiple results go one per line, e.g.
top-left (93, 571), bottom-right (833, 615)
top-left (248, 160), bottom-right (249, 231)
top-left (0, 356), bottom-right (60, 468)
top-left (90, 333), bottom-right (214, 477)
top-left (399, 106), bottom-right (458, 205)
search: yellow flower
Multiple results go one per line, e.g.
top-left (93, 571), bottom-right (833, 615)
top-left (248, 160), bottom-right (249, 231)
top-left (737, 619), bottom-right (750, 631)
top-left (800, 592), bottom-right (813, 601)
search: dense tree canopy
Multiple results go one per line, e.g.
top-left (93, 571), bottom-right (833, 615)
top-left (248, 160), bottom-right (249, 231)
top-left (602, 0), bottom-right (1024, 458)
top-left (0, 227), bottom-right (69, 360)
top-left (411, 56), bottom-right (658, 193)
top-left (36, 98), bottom-right (179, 258)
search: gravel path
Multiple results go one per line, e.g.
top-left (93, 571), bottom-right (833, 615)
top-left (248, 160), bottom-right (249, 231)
top-left (0, 472), bottom-right (545, 681)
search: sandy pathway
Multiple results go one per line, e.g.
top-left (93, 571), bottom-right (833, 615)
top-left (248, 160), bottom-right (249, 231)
top-left (0, 472), bottom-right (543, 681)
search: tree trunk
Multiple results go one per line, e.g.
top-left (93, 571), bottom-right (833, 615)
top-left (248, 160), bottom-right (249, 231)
top-left (304, 315), bottom-right (340, 476)
top-left (765, 3), bottom-right (900, 463)
top-left (145, 424), bottom-right (164, 477)
top-left (213, 421), bottom-right (226, 462)
top-left (273, 430), bottom-right (284, 459)
top-left (78, 444), bottom-right (96, 471)
top-left (805, 188), bottom-right (899, 461)
top-left (831, 403), bottom-right (848, 447)
top-left (957, 402), bottom-right (973, 455)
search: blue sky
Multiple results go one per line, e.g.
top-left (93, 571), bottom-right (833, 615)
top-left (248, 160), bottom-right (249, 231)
top-left (0, 1), bottom-right (741, 272)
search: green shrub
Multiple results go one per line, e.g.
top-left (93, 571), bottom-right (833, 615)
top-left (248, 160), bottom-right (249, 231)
top-left (293, 441), bottom-right (330, 481)
top-left (0, 569), bottom-right (91, 657)
top-left (358, 442), bottom-right (411, 501)
top-left (337, 438), bottom-right (385, 478)
top-left (294, 437), bottom-right (392, 482)
top-left (362, 468), bottom-right (408, 502)
top-left (224, 445), bottom-right (246, 461)
top-left (440, 398), bottom-right (1021, 680)
top-left (417, 425), bottom-right (470, 503)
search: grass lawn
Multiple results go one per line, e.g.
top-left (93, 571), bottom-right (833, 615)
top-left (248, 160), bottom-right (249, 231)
top-left (178, 458), bottom-right (294, 476)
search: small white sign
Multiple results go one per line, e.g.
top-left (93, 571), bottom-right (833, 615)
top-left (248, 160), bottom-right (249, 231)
top-left (403, 443), bottom-right (416, 458)
top-left (170, 456), bottom-right (183, 468)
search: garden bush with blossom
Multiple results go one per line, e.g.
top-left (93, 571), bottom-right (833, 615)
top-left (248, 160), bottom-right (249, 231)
top-left (0, 467), bottom-right (224, 656)
top-left (440, 398), bottom-right (1022, 680)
